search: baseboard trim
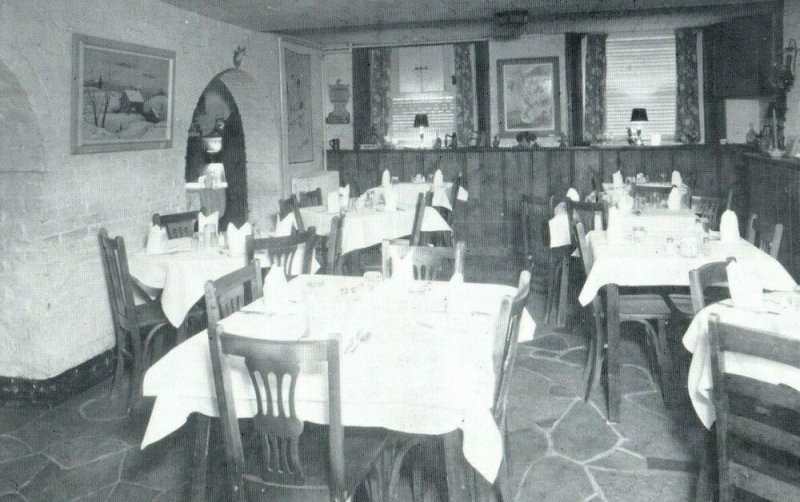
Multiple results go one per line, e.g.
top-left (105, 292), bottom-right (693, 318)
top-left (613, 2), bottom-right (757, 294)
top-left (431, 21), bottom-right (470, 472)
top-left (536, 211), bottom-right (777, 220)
top-left (0, 349), bottom-right (116, 406)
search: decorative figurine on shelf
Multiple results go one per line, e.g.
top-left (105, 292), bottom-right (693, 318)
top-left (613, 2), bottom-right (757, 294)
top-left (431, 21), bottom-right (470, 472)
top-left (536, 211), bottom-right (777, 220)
top-left (233, 46), bottom-right (246, 69)
top-left (433, 136), bottom-right (443, 149)
top-left (492, 134), bottom-right (501, 148)
top-left (745, 123), bottom-right (758, 145)
top-left (445, 132), bottom-right (458, 149)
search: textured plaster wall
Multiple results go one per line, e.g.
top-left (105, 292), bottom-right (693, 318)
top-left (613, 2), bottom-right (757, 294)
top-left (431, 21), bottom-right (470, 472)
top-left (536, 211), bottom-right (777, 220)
top-left (0, 0), bottom-right (293, 379)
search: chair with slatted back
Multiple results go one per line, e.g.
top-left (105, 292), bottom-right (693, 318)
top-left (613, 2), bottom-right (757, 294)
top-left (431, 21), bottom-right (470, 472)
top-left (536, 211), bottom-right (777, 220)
top-left (247, 227), bottom-right (317, 277)
top-left (572, 220), bottom-right (676, 404)
top-left (380, 240), bottom-right (465, 281)
top-left (410, 191), bottom-right (433, 246)
top-left (709, 313), bottom-right (800, 501)
top-left (492, 270), bottom-right (531, 502)
top-left (211, 329), bottom-right (393, 502)
top-left (152, 211), bottom-right (199, 239)
top-left (326, 215), bottom-right (345, 275)
top-left (691, 195), bottom-right (722, 230)
top-left (665, 259), bottom-right (732, 319)
top-left (278, 194), bottom-right (306, 232)
top-left (297, 188), bottom-right (323, 208)
top-left (98, 228), bottom-right (172, 413)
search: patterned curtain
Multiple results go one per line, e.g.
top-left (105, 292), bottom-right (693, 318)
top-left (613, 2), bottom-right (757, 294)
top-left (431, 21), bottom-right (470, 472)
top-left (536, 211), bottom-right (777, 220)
top-left (675, 28), bottom-right (701, 143)
top-left (368, 47), bottom-right (391, 140)
top-left (583, 34), bottom-right (607, 143)
top-left (454, 43), bottom-right (475, 142)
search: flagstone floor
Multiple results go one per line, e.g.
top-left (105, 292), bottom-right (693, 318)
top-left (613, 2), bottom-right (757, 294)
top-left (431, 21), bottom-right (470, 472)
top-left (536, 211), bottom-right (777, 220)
top-left (0, 257), bottom-right (710, 501)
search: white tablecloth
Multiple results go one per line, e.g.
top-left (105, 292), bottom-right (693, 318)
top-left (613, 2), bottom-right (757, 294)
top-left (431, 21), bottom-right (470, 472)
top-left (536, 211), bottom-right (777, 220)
top-left (578, 233), bottom-right (796, 306)
top-left (128, 243), bottom-right (246, 327)
top-left (366, 182), bottom-right (453, 211)
top-left (683, 292), bottom-right (800, 429)
top-left (141, 275), bottom-right (535, 483)
top-left (300, 205), bottom-right (452, 255)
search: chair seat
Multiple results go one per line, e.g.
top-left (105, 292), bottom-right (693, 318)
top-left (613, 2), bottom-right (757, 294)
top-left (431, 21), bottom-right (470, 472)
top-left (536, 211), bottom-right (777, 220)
top-left (666, 293), bottom-right (695, 317)
top-left (619, 294), bottom-right (672, 318)
top-left (243, 424), bottom-right (393, 502)
top-left (134, 301), bottom-right (169, 327)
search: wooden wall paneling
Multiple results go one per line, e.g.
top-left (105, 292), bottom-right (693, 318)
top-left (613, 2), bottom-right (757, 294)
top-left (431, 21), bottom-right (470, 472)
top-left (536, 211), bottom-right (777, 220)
top-left (573, 149), bottom-right (601, 198)
top-left (463, 152), bottom-right (483, 247)
top-left (478, 151), bottom-right (506, 248)
top-left (644, 149), bottom-right (674, 182)
top-left (530, 151), bottom-right (550, 199)
top-left (379, 151), bottom-right (405, 183)
top-left (326, 152), bottom-right (343, 178)
top-left (693, 148), bottom-right (720, 196)
top-left (405, 151), bottom-right (425, 181)
top-left (504, 150), bottom-right (530, 253)
top-left (600, 149), bottom-right (619, 181)
top-left (434, 150), bottom-right (465, 182)
top-left (357, 151), bottom-right (381, 195)
top-left (550, 150), bottom-right (573, 197)
top-left (617, 149), bottom-right (644, 179)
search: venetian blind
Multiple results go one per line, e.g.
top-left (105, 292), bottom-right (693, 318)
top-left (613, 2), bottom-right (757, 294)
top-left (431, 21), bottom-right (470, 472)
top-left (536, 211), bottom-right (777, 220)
top-left (390, 95), bottom-right (455, 147)
top-left (605, 34), bottom-right (677, 140)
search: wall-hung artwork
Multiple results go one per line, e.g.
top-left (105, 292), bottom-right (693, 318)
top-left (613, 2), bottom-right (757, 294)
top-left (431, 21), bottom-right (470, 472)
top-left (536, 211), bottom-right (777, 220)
top-left (497, 57), bottom-right (560, 138)
top-left (71, 34), bottom-right (175, 154)
top-left (325, 79), bottom-right (351, 125)
top-left (285, 49), bottom-right (314, 163)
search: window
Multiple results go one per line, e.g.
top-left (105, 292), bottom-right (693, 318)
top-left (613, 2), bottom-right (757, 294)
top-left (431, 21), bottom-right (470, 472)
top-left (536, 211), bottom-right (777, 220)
top-left (390, 95), bottom-right (455, 147)
top-left (605, 34), bottom-right (677, 141)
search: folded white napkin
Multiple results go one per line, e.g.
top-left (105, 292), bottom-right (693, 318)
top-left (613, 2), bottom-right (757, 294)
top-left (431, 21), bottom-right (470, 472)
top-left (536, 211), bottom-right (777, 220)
top-left (667, 187), bottom-right (683, 211)
top-left (382, 169), bottom-right (391, 188)
top-left (612, 170), bottom-right (624, 188)
top-left (671, 170), bottom-right (683, 187)
top-left (449, 272), bottom-right (464, 284)
top-left (275, 212), bottom-right (296, 237)
top-left (727, 259), bottom-right (764, 310)
top-left (457, 186), bottom-right (469, 201)
top-left (390, 246), bottom-right (415, 281)
top-left (607, 207), bottom-right (624, 244)
top-left (262, 264), bottom-right (290, 309)
top-left (384, 184), bottom-right (398, 212)
top-left (226, 222), bottom-right (252, 255)
top-left (146, 224), bottom-right (167, 254)
top-left (326, 191), bottom-right (340, 214)
top-left (617, 192), bottom-right (634, 214)
top-left (566, 188), bottom-right (580, 202)
top-left (548, 214), bottom-right (571, 248)
top-left (339, 184), bottom-right (350, 205)
top-left (198, 211), bottom-right (219, 233)
top-left (433, 169), bottom-right (444, 186)
top-left (720, 210), bottom-right (740, 243)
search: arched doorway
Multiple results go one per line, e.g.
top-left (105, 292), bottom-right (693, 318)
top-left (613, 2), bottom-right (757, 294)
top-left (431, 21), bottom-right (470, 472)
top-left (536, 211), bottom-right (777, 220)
top-left (186, 77), bottom-right (248, 228)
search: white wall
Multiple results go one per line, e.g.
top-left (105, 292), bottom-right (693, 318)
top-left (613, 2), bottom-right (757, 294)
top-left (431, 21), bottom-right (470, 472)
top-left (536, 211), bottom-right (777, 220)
top-left (0, 0), bottom-right (305, 379)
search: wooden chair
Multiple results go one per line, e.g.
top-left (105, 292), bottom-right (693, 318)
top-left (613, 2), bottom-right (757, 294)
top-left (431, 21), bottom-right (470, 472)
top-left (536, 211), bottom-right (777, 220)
top-left (691, 195), bottom-right (722, 230)
top-left (566, 199), bottom-right (607, 234)
top-left (152, 211), bottom-right (199, 239)
top-left (572, 220), bottom-right (676, 404)
top-left (410, 191), bottom-right (433, 246)
top-left (709, 313), bottom-right (800, 501)
top-left (688, 260), bottom-right (732, 315)
top-left (325, 215), bottom-right (345, 275)
top-left (297, 188), bottom-right (323, 208)
top-left (746, 213), bottom-right (758, 244)
top-left (278, 194), bottom-right (306, 232)
top-left (519, 194), bottom-right (550, 294)
top-left (98, 228), bottom-right (172, 412)
top-left (211, 330), bottom-right (393, 502)
top-left (381, 240), bottom-right (465, 281)
top-left (492, 270), bottom-right (531, 502)
top-left (247, 227), bottom-right (318, 277)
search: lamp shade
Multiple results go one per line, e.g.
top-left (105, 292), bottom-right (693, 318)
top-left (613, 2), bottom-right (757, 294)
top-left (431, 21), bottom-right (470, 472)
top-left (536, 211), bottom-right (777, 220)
top-left (413, 113), bottom-right (429, 128)
top-left (630, 108), bottom-right (648, 122)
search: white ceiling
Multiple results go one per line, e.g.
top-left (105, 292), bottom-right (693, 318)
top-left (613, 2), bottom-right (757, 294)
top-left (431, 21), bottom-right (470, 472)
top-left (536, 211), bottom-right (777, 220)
top-left (158, 0), bottom-right (770, 34)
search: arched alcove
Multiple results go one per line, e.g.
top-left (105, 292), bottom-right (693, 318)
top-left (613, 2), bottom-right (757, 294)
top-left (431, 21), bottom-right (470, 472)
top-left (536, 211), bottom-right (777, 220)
top-left (186, 69), bottom-right (271, 227)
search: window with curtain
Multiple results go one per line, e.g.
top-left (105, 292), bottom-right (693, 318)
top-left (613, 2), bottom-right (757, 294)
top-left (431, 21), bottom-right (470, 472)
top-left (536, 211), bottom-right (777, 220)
top-left (605, 34), bottom-right (677, 140)
top-left (390, 95), bottom-right (455, 146)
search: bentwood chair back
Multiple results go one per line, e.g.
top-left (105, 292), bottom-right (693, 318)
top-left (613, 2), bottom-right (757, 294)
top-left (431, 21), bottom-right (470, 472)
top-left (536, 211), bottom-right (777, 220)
top-left (152, 211), bottom-right (199, 239)
top-left (326, 215), bottom-right (345, 275)
top-left (709, 313), bottom-right (800, 501)
top-left (566, 199), bottom-right (607, 236)
top-left (688, 260), bottom-right (732, 316)
top-left (380, 240), bottom-right (465, 281)
top-left (691, 195), bottom-right (722, 230)
top-left (493, 270), bottom-right (531, 425)
top-left (98, 228), bottom-right (170, 412)
top-left (278, 194), bottom-right (306, 232)
top-left (247, 227), bottom-right (317, 277)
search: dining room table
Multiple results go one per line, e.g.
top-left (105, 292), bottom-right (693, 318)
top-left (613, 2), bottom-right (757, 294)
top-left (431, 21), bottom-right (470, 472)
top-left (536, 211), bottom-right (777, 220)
top-left (127, 236), bottom-right (247, 340)
top-left (299, 204), bottom-right (453, 255)
top-left (364, 181), bottom-right (454, 210)
top-left (141, 273), bottom-right (535, 501)
top-left (578, 227), bottom-right (797, 422)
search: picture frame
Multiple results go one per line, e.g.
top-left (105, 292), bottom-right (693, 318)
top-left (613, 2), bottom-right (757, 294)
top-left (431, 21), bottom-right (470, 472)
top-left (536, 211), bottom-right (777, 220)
top-left (497, 57), bottom-right (560, 138)
top-left (71, 34), bottom-right (175, 154)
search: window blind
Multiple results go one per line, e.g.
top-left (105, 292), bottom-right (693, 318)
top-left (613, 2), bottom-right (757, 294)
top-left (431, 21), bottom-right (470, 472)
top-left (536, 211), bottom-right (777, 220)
top-left (390, 95), bottom-right (455, 147)
top-left (605, 34), bottom-right (677, 140)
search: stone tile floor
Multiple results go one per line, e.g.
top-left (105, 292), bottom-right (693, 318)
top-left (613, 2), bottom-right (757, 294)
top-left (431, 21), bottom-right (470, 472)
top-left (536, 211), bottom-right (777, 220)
top-left (0, 259), bottom-right (710, 501)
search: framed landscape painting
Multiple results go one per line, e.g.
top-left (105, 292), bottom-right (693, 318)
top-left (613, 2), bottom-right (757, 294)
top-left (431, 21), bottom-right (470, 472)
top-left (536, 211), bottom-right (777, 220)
top-left (497, 57), bottom-right (560, 138)
top-left (284, 48), bottom-right (314, 164)
top-left (71, 34), bottom-right (175, 154)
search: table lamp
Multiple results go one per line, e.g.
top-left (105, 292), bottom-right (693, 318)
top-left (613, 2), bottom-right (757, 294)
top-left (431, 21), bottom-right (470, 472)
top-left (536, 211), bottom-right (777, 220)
top-left (630, 108), bottom-right (648, 146)
top-left (413, 113), bottom-right (429, 148)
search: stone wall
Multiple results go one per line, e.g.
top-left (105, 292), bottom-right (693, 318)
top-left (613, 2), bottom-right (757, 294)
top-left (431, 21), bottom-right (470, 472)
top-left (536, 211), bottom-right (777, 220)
top-left (0, 0), bottom-right (305, 379)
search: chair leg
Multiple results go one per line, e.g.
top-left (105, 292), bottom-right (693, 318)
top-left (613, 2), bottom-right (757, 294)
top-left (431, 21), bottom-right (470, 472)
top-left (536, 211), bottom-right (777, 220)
top-left (556, 257), bottom-right (570, 328)
top-left (545, 259), bottom-right (561, 324)
top-left (109, 327), bottom-right (129, 402)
